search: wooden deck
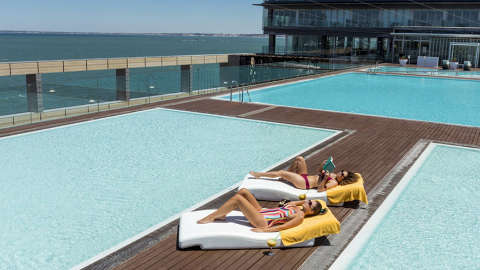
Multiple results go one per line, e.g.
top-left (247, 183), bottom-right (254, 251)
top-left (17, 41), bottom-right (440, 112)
top-left (2, 69), bottom-right (480, 270)
top-left (109, 99), bottom-right (479, 270)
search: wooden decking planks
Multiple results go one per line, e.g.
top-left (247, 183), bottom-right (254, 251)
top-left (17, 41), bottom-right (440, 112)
top-left (110, 99), bottom-right (480, 270)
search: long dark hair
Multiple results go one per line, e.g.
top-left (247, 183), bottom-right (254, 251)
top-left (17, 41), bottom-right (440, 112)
top-left (310, 201), bottom-right (326, 216)
top-left (340, 171), bottom-right (359, 185)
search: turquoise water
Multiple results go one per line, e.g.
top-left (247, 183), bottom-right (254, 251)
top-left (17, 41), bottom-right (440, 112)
top-left (347, 144), bottom-right (480, 269)
top-left (0, 108), bottom-right (335, 270)
top-left (220, 72), bottom-right (480, 127)
top-left (374, 66), bottom-right (480, 78)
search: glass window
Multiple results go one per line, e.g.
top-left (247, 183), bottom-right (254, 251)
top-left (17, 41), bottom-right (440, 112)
top-left (268, 8), bottom-right (480, 29)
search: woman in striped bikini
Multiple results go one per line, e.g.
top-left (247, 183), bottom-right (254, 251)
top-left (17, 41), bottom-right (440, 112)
top-left (197, 188), bottom-right (324, 232)
top-left (250, 156), bottom-right (357, 192)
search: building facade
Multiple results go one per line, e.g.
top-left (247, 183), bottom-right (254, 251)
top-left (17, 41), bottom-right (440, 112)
top-left (258, 0), bottom-right (480, 65)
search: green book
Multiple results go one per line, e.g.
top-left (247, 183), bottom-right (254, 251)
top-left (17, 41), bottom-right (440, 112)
top-left (322, 156), bottom-right (335, 173)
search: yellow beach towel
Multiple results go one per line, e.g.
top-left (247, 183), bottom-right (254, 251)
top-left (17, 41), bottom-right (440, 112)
top-left (326, 173), bottom-right (368, 205)
top-left (280, 200), bottom-right (340, 246)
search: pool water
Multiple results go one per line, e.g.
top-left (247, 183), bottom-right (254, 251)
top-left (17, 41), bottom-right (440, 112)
top-left (334, 143), bottom-right (480, 269)
top-left (0, 108), bottom-right (336, 270)
top-left (373, 66), bottom-right (480, 78)
top-left (220, 72), bottom-right (480, 127)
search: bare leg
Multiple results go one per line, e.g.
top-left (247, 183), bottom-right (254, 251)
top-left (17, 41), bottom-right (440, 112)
top-left (287, 156), bottom-right (308, 175)
top-left (237, 188), bottom-right (262, 211)
top-left (250, 170), bottom-right (282, 178)
top-left (250, 170), bottom-right (308, 189)
top-left (287, 158), bottom-right (300, 173)
top-left (197, 193), bottom-right (268, 228)
top-left (215, 188), bottom-right (261, 220)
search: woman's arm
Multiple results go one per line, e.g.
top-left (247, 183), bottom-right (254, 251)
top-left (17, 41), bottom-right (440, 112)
top-left (324, 180), bottom-right (338, 190)
top-left (286, 200), bottom-right (305, 206)
top-left (317, 160), bottom-right (327, 173)
top-left (251, 212), bottom-right (304, 232)
top-left (317, 173), bottom-right (329, 192)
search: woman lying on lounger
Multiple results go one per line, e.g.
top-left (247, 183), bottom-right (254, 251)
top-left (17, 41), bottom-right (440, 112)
top-left (250, 156), bottom-right (358, 191)
top-left (197, 188), bottom-right (324, 232)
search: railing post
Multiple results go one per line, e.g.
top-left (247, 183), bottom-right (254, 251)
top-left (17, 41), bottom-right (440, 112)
top-left (180, 65), bottom-right (192, 94)
top-left (26, 74), bottom-right (43, 113)
top-left (116, 68), bottom-right (130, 101)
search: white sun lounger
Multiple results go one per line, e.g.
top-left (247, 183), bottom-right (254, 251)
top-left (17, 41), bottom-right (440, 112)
top-left (178, 210), bottom-right (315, 249)
top-left (238, 173), bottom-right (368, 206)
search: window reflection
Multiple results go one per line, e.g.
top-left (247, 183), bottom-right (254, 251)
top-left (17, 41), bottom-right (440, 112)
top-left (267, 8), bottom-right (480, 28)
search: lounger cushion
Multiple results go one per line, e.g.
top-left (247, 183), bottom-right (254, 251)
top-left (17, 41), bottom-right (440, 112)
top-left (238, 176), bottom-right (326, 201)
top-left (239, 173), bottom-right (368, 205)
top-left (178, 210), bottom-right (315, 249)
top-left (326, 173), bottom-right (368, 205)
top-left (280, 200), bottom-right (340, 246)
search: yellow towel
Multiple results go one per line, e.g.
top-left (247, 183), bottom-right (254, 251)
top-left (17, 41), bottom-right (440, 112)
top-left (280, 200), bottom-right (340, 246)
top-left (326, 173), bottom-right (368, 205)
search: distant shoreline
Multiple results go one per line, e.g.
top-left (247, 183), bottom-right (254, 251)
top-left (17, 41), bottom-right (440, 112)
top-left (0, 30), bottom-right (267, 38)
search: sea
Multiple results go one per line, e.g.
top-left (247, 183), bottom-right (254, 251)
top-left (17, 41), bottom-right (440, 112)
top-left (0, 33), bottom-right (298, 115)
top-left (0, 33), bottom-right (268, 62)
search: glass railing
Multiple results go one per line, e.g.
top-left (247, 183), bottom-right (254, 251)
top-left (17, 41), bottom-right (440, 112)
top-left (0, 59), bottom-right (369, 129)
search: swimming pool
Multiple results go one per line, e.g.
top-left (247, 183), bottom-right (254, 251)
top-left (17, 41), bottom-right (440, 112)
top-left (331, 143), bottom-right (480, 269)
top-left (0, 108), bottom-right (337, 270)
top-left (371, 66), bottom-right (480, 78)
top-left (218, 72), bottom-right (480, 127)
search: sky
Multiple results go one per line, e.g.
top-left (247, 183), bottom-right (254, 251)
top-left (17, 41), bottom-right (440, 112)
top-left (0, 0), bottom-right (263, 34)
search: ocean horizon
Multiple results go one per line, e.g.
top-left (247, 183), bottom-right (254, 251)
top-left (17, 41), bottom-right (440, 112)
top-left (0, 32), bottom-right (272, 62)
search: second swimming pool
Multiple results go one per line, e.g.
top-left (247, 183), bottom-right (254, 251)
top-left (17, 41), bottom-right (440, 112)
top-left (331, 143), bottom-right (480, 269)
top-left (218, 72), bottom-right (480, 127)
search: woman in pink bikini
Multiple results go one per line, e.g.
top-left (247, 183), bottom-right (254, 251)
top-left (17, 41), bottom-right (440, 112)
top-left (197, 188), bottom-right (324, 232)
top-left (250, 156), bottom-right (358, 191)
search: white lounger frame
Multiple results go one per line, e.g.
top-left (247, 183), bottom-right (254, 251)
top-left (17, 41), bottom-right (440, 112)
top-left (178, 210), bottom-right (315, 249)
top-left (239, 174), bottom-right (340, 204)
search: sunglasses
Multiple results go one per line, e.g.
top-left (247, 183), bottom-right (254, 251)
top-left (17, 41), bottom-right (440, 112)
top-left (307, 200), bottom-right (313, 208)
top-left (307, 200), bottom-right (327, 214)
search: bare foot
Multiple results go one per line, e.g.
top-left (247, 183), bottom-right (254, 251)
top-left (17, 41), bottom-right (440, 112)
top-left (197, 215), bottom-right (215, 224)
top-left (250, 171), bottom-right (261, 178)
top-left (197, 215), bottom-right (226, 224)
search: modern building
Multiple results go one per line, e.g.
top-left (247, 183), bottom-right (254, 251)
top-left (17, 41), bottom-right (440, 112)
top-left (257, 0), bottom-right (480, 65)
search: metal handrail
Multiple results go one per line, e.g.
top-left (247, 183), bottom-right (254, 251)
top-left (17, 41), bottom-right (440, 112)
top-left (245, 86), bottom-right (251, 103)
